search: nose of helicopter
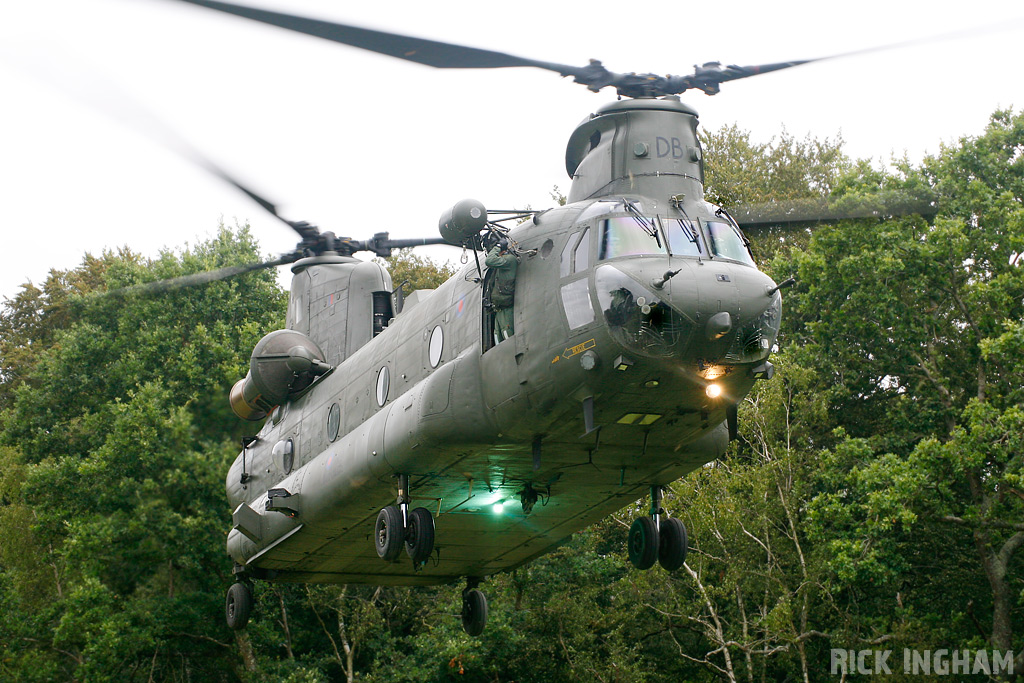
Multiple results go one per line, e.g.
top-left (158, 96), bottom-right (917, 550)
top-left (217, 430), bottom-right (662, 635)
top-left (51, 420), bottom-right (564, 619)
top-left (593, 257), bottom-right (781, 364)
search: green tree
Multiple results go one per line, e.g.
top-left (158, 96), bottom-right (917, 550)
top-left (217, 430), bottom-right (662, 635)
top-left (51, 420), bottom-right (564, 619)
top-left (701, 124), bottom-right (851, 265)
top-left (781, 109), bottom-right (1024, 667)
top-left (700, 124), bottom-right (849, 208)
top-left (0, 225), bottom-right (286, 681)
top-left (379, 249), bottom-right (456, 294)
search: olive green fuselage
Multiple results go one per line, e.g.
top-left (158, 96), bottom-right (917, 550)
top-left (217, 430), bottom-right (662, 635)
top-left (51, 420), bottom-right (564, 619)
top-left (225, 97), bottom-right (781, 585)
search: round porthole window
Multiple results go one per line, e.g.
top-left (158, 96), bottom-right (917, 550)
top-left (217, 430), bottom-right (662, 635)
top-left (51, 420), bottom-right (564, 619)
top-left (273, 438), bottom-right (294, 475)
top-left (327, 403), bottom-right (341, 442)
top-left (376, 366), bottom-right (390, 406)
top-left (429, 325), bottom-right (444, 368)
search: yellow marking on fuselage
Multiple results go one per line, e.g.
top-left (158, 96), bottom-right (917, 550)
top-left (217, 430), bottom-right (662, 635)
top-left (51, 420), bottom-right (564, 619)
top-left (561, 338), bottom-right (596, 360)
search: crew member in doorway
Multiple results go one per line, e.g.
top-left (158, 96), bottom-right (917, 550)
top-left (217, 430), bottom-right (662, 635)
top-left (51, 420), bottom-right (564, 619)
top-left (486, 238), bottom-right (519, 342)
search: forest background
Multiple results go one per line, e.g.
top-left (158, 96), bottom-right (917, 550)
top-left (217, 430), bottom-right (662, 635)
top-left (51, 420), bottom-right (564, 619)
top-left (0, 109), bottom-right (1022, 682)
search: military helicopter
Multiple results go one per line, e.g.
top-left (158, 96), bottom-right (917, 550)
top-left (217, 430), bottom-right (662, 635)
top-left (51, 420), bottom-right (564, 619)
top-left (121, 0), bottom-right (919, 637)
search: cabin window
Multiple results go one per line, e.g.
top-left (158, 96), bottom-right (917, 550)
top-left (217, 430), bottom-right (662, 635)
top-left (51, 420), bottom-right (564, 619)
top-left (705, 220), bottom-right (755, 266)
top-left (376, 366), bottom-right (390, 406)
top-left (599, 216), bottom-right (667, 260)
top-left (326, 403), bottom-right (341, 442)
top-left (429, 325), bottom-right (444, 368)
top-left (273, 438), bottom-right (294, 475)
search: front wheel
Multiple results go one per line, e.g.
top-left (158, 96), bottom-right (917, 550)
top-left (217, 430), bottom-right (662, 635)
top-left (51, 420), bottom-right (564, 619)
top-left (405, 507), bottom-right (435, 565)
top-left (375, 505), bottom-right (405, 562)
top-left (658, 517), bottom-right (688, 571)
top-left (628, 516), bottom-right (659, 570)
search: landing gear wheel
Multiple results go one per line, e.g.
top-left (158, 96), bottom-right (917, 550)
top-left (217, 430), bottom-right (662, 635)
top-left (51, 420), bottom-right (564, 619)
top-left (225, 582), bottom-right (253, 631)
top-left (375, 505), bottom-right (405, 562)
top-left (628, 516), bottom-right (659, 570)
top-left (405, 507), bottom-right (435, 565)
top-left (461, 588), bottom-right (488, 636)
top-left (658, 517), bottom-right (689, 571)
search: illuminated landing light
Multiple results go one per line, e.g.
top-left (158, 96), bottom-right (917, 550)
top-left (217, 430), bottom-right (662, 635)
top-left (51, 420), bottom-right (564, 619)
top-left (705, 383), bottom-right (723, 399)
top-left (492, 500), bottom-right (505, 515)
top-left (702, 365), bottom-right (727, 380)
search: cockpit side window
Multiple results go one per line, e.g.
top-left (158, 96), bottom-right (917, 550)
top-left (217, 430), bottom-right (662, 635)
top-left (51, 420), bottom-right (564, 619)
top-left (559, 227), bottom-right (592, 278)
top-left (599, 216), bottom-right (668, 260)
top-left (559, 232), bottom-right (577, 278)
top-left (573, 228), bottom-right (592, 273)
top-left (705, 220), bottom-right (756, 266)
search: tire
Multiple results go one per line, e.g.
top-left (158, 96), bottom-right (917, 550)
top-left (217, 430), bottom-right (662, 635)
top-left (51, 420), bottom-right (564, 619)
top-left (405, 507), bottom-right (435, 565)
top-left (628, 516), bottom-right (659, 570)
top-left (461, 589), bottom-right (488, 637)
top-left (225, 582), bottom-right (253, 631)
top-left (658, 517), bottom-right (689, 571)
top-left (375, 505), bottom-right (405, 562)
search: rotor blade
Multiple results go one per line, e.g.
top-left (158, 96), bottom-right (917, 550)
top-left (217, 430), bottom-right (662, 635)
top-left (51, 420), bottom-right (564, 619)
top-left (731, 192), bottom-right (938, 231)
top-left (168, 1), bottom-right (1024, 98)
top-left (190, 152), bottom-right (320, 241)
top-left (171, 0), bottom-right (581, 76)
top-left (105, 256), bottom-right (291, 296)
top-left (673, 60), bottom-right (812, 94)
top-left (675, 21), bottom-right (1024, 95)
top-left (381, 237), bottom-right (449, 249)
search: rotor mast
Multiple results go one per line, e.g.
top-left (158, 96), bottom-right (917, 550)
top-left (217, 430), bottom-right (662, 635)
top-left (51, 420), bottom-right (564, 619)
top-left (565, 97), bottom-right (705, 205)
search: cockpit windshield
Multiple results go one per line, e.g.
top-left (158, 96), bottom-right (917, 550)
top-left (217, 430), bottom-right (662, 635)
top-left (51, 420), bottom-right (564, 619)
top-left (599, 216), bottom-right (666, 260)
top-left (597, 214), bottom-right (755, 265)
top-left (705, 220), bottom-right (755, 266)
top-left (579, 198), bottom-right (634, 222)
top-left (663, 219), bottom-right (704, 258)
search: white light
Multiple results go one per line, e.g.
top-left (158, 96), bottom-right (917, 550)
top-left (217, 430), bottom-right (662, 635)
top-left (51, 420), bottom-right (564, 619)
top-left (705, 383), bottom-right (723, 399)
top-left (492, 501), bottom-right (505, 515)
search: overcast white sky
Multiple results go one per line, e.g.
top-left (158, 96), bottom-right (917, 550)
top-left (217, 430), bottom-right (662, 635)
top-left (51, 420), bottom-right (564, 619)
top-left (2, 0), bottom-right (1023, 300)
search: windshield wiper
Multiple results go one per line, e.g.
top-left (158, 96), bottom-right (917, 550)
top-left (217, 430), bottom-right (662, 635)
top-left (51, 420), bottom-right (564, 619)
top-left (672, 218), bottom-right (702, 253)
top-left (624, 201), bottom-right (661, 247)
top-left (715, 206), bottom-right (751, 247)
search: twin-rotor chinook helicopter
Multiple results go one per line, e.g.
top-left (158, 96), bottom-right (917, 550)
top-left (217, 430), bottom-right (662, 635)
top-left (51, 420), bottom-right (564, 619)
top-left (145, 0), bottom-right (860, 637)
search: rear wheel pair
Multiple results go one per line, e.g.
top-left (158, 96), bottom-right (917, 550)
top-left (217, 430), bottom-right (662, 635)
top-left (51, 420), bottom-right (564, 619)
top-left (628, 516), bottom-right (688, 571)
top-left (375, 505), bottom-right (435, 565)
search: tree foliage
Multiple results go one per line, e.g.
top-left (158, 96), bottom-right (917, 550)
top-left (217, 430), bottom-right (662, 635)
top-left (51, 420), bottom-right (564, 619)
top-left (377, 250), bottom-right (455, 293)
top-left (0, 226), bottom-right (285, 681)
top-left (700, 124), bottom-right (849, 208)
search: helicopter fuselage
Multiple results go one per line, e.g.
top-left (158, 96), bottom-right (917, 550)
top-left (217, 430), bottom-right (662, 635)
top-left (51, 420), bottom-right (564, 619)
top-left (225, 185), bottom-right (780, 585)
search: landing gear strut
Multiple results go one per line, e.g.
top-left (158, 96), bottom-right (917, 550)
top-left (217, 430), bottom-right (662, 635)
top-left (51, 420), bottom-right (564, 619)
top-left (628, 485), bottom-right (688, 571)
top-left (461, 577), bottom-right (488, 636)
top-left (375, 474), bottom-right (435, 565)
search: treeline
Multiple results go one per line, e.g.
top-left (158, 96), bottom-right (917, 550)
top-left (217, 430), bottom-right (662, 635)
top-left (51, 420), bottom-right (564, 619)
top-left (0, 110), bottom-right (1021, 682)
